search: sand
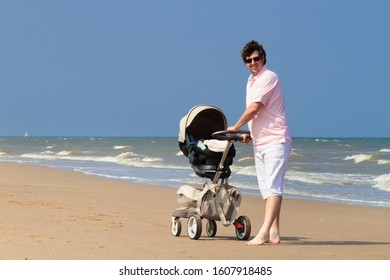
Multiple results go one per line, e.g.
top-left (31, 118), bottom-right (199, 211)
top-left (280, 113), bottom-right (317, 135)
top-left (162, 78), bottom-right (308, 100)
top-left (0, 161), bottom-right (389, 260)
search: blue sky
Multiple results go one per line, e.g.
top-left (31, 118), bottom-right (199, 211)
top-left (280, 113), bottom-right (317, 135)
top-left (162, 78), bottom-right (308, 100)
top-left (1, 0), bottom-right (389, 137)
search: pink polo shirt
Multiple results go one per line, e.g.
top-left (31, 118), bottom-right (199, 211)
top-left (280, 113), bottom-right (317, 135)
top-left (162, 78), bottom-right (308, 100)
top-left (246, 66), bottom-right (291, 147)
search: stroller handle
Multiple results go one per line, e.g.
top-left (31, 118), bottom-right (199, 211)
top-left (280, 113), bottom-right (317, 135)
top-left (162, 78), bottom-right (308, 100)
top-left (211, 130), bottom-right (251, 141)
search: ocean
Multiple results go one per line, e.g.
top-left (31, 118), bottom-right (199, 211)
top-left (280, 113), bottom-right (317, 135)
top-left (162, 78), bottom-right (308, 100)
top-left (1, 136), bottom-right (389, 208)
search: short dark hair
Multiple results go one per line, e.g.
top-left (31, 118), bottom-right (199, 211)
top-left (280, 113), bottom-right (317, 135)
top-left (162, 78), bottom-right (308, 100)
top-left (241, 40), bottom-right (267, 65)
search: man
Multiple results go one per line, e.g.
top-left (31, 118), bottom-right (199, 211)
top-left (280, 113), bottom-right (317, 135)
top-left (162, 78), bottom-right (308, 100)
top-left (228, 40), bottom-right (291, 245)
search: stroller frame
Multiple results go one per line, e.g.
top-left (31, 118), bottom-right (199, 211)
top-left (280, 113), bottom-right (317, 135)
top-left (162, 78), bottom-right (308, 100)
top-left (171, 105), bottom-right (251, 240)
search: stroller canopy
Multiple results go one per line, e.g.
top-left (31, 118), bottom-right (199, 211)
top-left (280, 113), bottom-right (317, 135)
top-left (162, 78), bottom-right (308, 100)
top-left (178, 105), bottom-right (227, 143)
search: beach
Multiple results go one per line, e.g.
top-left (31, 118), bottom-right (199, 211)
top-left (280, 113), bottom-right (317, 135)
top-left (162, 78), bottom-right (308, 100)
top-left (1, 161), bottom-right (389, 260)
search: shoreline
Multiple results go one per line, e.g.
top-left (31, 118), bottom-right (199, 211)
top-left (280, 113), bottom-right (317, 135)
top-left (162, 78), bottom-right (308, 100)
top-left (1, 161), bottom-right (389, 260)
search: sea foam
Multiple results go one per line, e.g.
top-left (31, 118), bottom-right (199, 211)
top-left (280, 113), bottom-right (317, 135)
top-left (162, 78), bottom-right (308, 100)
top-left (285, 171), bottom-right (326, 185)
top-left (378, 160), bottom-right (390, 165)
top-left (373, 173), bottom-right (390, 192)
top-left (57, 150), bottom-right (75, 156)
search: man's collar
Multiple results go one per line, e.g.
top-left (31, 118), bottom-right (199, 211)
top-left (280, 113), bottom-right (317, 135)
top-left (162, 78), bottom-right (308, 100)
top-left (248, 65), bottom-right (267, 81)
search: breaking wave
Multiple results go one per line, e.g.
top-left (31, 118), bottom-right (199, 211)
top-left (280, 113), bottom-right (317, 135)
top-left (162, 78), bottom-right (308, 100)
top-left (113, 145), bottom-right (130, 150)
top-left (344, 154), bottom-right (378, 163)
top-left (373, 173), bottom-right (390, 192)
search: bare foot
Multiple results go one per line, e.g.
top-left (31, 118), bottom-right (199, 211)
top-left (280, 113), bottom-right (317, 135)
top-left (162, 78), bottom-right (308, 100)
top-left (268, 232), bottom-right (281, 244)
top-left (246, 232), bottom-right (269, 245)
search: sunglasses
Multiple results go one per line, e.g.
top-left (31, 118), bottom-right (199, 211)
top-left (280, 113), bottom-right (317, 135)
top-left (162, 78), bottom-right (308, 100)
top-left (245, 56), bottom-right (261, 64)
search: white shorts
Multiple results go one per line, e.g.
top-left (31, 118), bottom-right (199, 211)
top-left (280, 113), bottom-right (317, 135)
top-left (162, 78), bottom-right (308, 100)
top-left (254, 141), bottom-right (291, 199)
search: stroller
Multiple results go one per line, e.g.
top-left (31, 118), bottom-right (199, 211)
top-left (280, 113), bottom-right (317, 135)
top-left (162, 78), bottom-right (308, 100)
top-left (171, 105), bottom-right (251, 240)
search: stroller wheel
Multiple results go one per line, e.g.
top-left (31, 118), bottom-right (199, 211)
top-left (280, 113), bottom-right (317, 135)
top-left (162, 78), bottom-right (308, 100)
top-left (206, 220), bottom-right (217, 237)
top-left (187, 215), bottom-right (202, 240)
top-left (171, 217), bottom-right (182, 237)
top-left (234, 216), bottom-right (251, 240)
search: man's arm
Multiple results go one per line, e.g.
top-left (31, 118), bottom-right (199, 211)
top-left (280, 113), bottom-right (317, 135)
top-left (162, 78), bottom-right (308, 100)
top-left (227, 102), bottom-right (262, 131)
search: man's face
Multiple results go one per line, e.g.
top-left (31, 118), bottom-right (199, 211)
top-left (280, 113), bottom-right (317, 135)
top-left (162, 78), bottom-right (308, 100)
top-left (244, 50), bottom-right (264, 76)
